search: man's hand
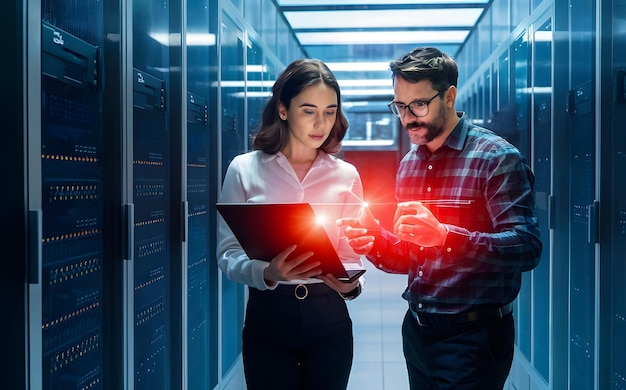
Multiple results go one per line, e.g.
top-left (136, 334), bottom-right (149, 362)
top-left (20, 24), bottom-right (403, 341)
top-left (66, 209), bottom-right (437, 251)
top-left (336, 204), bottom-right (381, 255)
top-left (393, 202), bottom-right (448, 247)
top-left (263, 245), bottom-right (322, 284)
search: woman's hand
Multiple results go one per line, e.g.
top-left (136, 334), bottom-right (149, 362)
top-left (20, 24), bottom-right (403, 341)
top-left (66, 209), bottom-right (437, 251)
top-left (263, 245), bottom-right (322, 284)
top-left (317, 273), bottom-right (359, 294)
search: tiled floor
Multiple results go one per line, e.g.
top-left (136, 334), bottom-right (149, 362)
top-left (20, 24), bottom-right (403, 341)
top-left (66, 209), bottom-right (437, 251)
top-left (346, 260), bottom-right (410, 390)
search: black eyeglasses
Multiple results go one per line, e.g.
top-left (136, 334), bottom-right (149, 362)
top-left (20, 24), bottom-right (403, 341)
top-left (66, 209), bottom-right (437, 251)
top-left (387, 93), bottom-right (441, 118)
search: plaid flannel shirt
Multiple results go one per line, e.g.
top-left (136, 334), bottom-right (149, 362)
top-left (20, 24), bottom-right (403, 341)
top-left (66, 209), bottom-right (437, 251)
top-left (367, 114), bottom-right (542, 314)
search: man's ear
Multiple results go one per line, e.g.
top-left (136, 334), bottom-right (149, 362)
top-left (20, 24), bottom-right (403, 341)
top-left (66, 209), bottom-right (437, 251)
top-left (445, 85), bottom-right (457, 108)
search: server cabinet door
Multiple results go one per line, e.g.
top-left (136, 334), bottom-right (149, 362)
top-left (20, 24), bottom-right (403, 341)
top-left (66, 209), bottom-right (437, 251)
top-left (219, 11), bottom-right (246, 377)
top-left (530, 17), bottom-right (552, 382)
top-left (131, 68), bottom-right (172, 389)
top-left (568, 80), bottom-right (596, 390)
top-left (130, 0), bottom-right (183, 386)
top-left (186, 1), bottom-right (219, 386)
top-left (567, 1), bottom-right (597, 386)
top-left (611, 70), bottom-right (626, 390)
top-left (185, 92), bottom-right (214, 389)
top-left (610, 3), bottom-right (626, 384)
top-left (511, 30), bottom-right (532, 359)
top-left (38, 22), bottom-right (105, 389)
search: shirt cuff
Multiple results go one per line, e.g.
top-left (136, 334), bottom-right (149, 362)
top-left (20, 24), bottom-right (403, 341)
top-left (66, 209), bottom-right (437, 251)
top-left (252, 261), bottom-right (276, 290)
top-left (439, 225), bottom-right (470, 254)
top-left (365, 229), bottom-right (402, 273)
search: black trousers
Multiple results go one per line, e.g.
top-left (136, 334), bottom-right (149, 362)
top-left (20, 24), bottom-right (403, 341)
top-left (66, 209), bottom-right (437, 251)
top-left (242, 284), bottom-right (353, 390)
top-left (402, 308), bottom-right (515, 390)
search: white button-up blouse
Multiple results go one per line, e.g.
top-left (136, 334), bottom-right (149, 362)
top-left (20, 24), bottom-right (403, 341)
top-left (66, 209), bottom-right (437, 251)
top-left (217, 150), bottom-right (364, 290)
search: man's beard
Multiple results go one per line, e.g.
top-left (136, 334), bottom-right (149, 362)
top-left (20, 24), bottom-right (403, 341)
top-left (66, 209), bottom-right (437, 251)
top-left (405, 103), bottom-right (447, 143)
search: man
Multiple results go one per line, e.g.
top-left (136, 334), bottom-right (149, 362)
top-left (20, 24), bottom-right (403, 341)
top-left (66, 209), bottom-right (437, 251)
top-left (338, 47), bottom-right (542, 389)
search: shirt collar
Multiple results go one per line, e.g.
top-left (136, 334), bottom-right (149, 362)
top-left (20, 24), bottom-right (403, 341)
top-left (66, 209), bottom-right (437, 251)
top-left (442, 112), bottom-right (468, 151)
top-left (261, 149), bottom-right (331, 167)
top-left (414, 111), bottom-right (467, 155)
top-left (261, 151), bottom-right (278, 164)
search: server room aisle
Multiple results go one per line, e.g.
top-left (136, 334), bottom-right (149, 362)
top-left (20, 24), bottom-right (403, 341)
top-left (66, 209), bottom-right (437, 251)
top-left (346, 260), bottom-right (410, 389)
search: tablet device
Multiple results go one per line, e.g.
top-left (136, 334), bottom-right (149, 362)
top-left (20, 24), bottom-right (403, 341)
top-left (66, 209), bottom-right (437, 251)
top-left (216, 203), bottom-right (365, 283)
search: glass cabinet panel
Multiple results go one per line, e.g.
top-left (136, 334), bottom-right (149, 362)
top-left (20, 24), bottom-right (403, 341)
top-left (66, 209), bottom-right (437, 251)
top-left (531, 17), bottom-right (552, 381)
top-left (132, 1), bottom-right (174, 387)
top-left (219, 11), bottom-right (246, 376)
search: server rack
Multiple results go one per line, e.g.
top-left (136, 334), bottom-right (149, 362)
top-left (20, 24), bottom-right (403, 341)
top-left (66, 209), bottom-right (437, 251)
top-left (185, 92), bottom-right (213, 389)
top-left (185, 1), bottom-right (220, 387)
top-left (567, 3), bottom-right (597, 388)
top-left (131, 68), bottom-right (173, 389)
top-left (37, 20), bottom-right (104, 389)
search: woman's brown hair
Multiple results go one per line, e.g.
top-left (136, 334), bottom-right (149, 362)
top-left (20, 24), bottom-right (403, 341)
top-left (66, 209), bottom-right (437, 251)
top-left (252, 59), bottom-right (349, 155)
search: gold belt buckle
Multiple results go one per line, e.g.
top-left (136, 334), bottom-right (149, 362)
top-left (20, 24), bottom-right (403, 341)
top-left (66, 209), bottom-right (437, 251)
top-left (294, 284), bottom-right (309, 300)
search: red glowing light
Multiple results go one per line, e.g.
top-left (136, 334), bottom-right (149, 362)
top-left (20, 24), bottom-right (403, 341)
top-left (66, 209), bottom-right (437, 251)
top-left (315, 214), bottom-right (327, 225)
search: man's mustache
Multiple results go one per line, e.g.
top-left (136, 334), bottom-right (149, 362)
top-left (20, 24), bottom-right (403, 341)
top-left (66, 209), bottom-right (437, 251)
top-left (406, 122), bottom-right (425, 130)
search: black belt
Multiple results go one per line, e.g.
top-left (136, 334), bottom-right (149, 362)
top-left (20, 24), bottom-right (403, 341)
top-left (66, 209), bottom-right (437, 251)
top-left (410, 303), bottom-right (512, 327)
top-left (250, 283), bottom-right (333, 300)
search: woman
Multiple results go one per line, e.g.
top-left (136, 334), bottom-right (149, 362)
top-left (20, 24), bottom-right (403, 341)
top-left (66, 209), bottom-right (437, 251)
top-left (217, 58), bottom-right (364, 390)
